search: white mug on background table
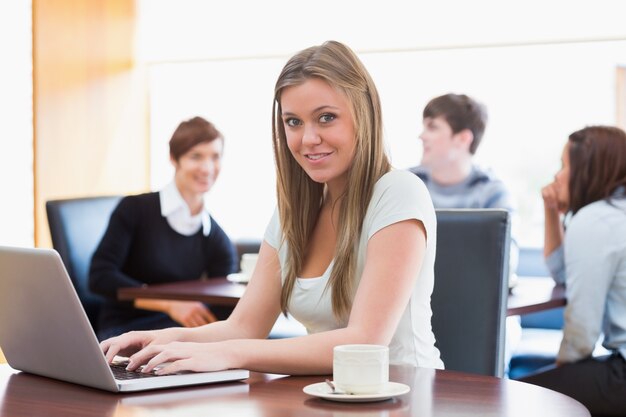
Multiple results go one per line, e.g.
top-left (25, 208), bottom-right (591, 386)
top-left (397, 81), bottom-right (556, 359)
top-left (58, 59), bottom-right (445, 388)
top-left (240, 253), bottom-right (258, 277)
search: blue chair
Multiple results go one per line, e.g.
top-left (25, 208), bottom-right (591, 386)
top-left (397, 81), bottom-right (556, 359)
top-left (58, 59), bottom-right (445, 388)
top-left (46, 196), bottom-right (122, 333)
top-left (508, 247), bottom-right (564, 379)
top-left (517, 247), bottom-right (564, 330)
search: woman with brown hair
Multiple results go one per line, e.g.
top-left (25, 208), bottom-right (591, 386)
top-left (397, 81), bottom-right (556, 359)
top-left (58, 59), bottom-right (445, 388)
top-left (90, 116), bottom-right (237, 340)
top-left (99, 41), bottom-right (443, 375)
top-left (520, 126), bottom-right (626, 416)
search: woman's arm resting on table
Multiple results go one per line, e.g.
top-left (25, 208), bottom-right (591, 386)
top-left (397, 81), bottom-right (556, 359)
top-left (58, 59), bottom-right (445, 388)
top-left (134, 299), bottom-right (217, 327)
top-left (131, 219), bottom-right (426, 375)
top-left (102, 240), bottom-right (283, 363)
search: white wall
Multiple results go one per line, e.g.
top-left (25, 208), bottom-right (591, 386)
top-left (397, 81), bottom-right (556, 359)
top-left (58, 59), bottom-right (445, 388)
top-left (148, 58), bottom-right (281, 240)
top-left (0, 1), bottom-right (33, 247)
top-left (138, 0), bottom-right (626, 61)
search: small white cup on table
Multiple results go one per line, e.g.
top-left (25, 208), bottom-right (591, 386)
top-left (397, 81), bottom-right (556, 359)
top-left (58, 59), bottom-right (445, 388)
top-left (240, 253), bottom-right (258, 277)
top-left (333, 344), bottom-right (389, 394)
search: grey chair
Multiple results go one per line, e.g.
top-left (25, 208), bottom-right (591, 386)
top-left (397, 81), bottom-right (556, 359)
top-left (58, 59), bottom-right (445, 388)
top-left (431, 209), bottom-right (511, 377)
top-left (46, 196), bottom-right (122, 332)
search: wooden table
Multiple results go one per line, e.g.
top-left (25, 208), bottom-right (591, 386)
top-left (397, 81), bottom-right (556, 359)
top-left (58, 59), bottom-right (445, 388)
top-left (119, 278), bottom-right (247, 307)
top-left (0, 363), bottom-right (589, 416)
top-left (119, 276), bottom-right (566, 316)
top-left (507, 277), bottom-right (565, 316)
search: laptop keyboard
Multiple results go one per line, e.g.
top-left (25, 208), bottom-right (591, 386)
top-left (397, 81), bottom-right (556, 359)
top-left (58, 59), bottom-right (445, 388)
top-left (110, 363), bottom-right (163, 380)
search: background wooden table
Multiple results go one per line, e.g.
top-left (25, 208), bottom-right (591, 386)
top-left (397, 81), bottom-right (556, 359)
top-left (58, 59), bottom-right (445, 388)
top-left (119, 276), bottom-right (566, 316)
top-left (119, 278), bottom-right (246, 307)
top-left (507, 277), bottom-right (565, 316)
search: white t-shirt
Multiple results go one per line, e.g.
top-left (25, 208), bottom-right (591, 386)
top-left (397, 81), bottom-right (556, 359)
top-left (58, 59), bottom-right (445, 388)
top-left (264, 170), bottom-right (444, 369)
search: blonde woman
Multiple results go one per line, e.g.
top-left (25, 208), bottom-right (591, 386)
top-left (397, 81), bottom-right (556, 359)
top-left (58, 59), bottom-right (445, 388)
top-left (100, 41), bottom-right (443, 375)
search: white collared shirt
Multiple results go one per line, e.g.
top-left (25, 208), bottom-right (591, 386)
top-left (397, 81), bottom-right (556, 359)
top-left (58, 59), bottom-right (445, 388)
top-left (159, 182), bottom-right (211, 236)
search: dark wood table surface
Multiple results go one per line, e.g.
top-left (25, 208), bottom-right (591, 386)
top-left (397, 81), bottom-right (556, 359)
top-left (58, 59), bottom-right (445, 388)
top-left (0, 363), bottom-right (589, 417)
top-left (119, 278), bottom-right (247, 307)
top-left (119, 276), bottom-right (566, 316)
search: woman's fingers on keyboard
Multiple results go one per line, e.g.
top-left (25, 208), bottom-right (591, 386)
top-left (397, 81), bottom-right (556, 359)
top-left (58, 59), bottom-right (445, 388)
top-left (100, 341), bottom-right (118, 363)
top-left (127, 344), bottom-right (162, 371)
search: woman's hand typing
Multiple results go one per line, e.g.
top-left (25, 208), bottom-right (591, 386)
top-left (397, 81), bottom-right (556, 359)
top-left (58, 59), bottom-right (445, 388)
top-left (100, 327), bottom-right (187, 364)
top-left (127, 340), bottom-right (238, 375)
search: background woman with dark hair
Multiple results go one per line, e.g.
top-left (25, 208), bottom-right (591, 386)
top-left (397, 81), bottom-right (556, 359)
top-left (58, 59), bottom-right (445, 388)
top-left (520, 126), bottom-right (626, 416)
top-left (90, 116), bottom-right (237, 341)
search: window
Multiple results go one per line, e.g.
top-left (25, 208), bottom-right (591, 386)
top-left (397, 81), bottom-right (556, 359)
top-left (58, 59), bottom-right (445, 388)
top-left (148, 40), bottom-right (626, 244)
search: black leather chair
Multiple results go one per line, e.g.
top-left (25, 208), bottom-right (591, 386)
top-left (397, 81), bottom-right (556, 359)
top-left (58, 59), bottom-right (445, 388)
top-left (46, 196), bottom-right (122, 332)
top-left (431, 209), bottom-right (511, 377)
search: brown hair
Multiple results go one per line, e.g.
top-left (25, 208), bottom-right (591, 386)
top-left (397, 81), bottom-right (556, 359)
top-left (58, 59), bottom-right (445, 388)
top-left (272, 40), bottom-right (391, 320)
top-left (568, 125), bottom-right (626, 214)
top-left (423, 93), bottom-right (488, 154)
top-left (169, 116), bottom-right (223, 161)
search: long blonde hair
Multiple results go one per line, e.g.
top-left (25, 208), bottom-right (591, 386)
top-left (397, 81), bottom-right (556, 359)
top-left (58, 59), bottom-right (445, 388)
top-left (272, 41), bottom-right (391, 320)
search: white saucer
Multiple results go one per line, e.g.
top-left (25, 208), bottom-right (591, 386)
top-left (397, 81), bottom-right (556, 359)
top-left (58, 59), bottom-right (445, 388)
top-left (303, 381), bottom-right (410, 403)
top-left (226, 273), bottom-right (250, 284)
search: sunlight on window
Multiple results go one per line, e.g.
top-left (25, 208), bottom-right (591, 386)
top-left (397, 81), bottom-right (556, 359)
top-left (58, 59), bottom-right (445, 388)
top-left (138, 0), bottom-right (626, 245)
top-left (147, 40), bottom-right (626, 245)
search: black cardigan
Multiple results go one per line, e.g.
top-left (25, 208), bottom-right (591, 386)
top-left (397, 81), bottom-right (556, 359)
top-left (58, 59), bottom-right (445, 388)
top-left (89, 192), bottom-right (237, 330)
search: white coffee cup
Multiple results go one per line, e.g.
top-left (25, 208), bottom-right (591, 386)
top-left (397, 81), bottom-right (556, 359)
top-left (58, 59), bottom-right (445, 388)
top-left (333, 344), bottom-right (389, 394)
top-left (240, 253), bottom-right (258, 276)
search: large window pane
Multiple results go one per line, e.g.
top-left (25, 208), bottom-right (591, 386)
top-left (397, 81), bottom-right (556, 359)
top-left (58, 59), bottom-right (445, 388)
top-left (149, 41), bottom-right (626, 244)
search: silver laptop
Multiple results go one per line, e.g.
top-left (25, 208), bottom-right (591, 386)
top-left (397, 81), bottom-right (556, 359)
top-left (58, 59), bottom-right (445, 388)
top-left (0, 246), bottom-right (249, 392)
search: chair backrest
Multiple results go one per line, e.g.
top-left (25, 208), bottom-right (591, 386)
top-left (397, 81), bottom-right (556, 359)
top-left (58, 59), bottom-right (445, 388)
top-left (431, 209), bottom-right (511, 377)
top-left (46, 196), bottom-right (122, 332)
